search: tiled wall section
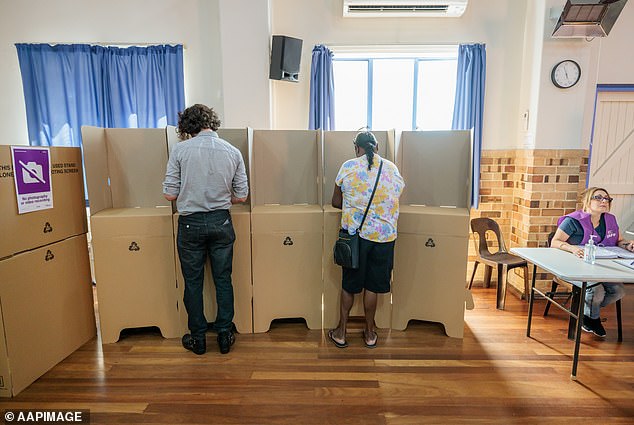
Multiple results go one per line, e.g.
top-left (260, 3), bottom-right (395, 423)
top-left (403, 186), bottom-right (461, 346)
top-left (468, 149), bottom-right (588, 296)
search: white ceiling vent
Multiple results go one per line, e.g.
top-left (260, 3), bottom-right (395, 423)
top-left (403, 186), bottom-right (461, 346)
top-left (343, 0), bottom-right (468, 17)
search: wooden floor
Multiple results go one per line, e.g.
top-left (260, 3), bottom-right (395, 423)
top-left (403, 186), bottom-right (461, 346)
top-left (1, 286), bottom-right (634, 424)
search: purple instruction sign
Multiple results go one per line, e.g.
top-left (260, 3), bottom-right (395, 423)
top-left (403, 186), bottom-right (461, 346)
top-left (10, 146), bottom-right (53, 214)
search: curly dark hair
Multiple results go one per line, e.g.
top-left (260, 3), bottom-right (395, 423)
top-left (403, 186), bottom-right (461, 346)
top-left (177, 104), bottom-right (221, 139)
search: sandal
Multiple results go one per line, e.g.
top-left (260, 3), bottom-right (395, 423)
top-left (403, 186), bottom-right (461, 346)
top-left (363, 330), bottom-right (377, 349)
top-left (327, 329), bottom-right (348, 348)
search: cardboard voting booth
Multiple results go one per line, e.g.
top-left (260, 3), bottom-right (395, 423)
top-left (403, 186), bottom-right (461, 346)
top-left (251, 130), bottom-right (322, 333)
top-left (321, 130), bottom-right (394, 330)
top-left (82, 127), bottom-right (180, 343)
top-left (170, 127), bottom-right (253, 334)
top-left (391, 130), bottom-right (472, 338)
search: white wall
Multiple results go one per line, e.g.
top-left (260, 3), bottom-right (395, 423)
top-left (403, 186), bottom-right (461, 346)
top-left (534, 0), bottom-right (595, 149)
top-left (516, 0), bottom-right (546, 149)
top-left (580, 0), bottom-right (634, 151)
top-left (595, 0), bottom-right (634, 84)
top-left (535, 0), bottom-right (634, 150)
top-left (268, 0), bottom-right (528, 150)
top-left (0, 0), bottom-right (224, 146)
top-left (2, 0), bottom-right (632, 151)
top-left (218, 0), bottom-right (272, 129)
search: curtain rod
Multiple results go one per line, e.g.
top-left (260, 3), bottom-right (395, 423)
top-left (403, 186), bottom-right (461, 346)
top-left (43, 42), bottom-right (186, 48)
top-left (324, 43), bottom-right (463, 56)
top-left (322, 42), bottom-right (476, 47)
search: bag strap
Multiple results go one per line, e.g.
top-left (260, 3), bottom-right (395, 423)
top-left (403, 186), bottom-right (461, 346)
top-left (359, 159), bottom-right (383, 232)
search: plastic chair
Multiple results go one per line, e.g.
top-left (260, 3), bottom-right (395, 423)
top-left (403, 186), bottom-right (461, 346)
top-left (468, 217), bottom-right (530, 310)
top-left (544, 231), bottom-right (622, 341)
top-left (543, 232), bottom-right (574, 316)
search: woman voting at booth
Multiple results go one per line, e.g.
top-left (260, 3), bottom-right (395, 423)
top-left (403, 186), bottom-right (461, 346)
top-left (329, 131), bottom-right (404, 348)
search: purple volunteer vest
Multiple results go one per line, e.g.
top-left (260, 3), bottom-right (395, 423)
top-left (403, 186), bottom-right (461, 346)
top-left (557, 211), bottom-right (619, 246)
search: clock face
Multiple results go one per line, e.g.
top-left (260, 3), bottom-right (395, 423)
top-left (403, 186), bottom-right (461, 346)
top-left (551, 60), bottom-right (581, 89)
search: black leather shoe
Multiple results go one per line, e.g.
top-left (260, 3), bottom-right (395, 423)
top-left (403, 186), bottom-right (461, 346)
top-left (182, 334), bottom-right (206, 355)
top-left (217, 331), bottom-right (235, 354)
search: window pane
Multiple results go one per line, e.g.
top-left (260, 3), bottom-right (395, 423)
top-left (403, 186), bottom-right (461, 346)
top-left (416, 60), bottom-right (457, 130)
top-left (333, 61), bottom-right (368, 130)
top-left (372, 59), bottom-right (414, 131)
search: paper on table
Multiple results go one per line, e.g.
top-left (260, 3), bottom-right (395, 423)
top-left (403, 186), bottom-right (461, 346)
top-left (575, 245), bottom-right (634, 259)
top-left (600, 246), bottom-right (634, 259)
top-left (613, 259), bottom-right (634, 271)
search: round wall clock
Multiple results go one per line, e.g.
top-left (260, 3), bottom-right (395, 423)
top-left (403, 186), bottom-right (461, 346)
top-left (551, 60), bottom-right (581, 89)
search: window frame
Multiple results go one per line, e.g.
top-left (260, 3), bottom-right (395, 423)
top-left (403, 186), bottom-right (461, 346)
top-left (332, 46), bottom-right (458, 131)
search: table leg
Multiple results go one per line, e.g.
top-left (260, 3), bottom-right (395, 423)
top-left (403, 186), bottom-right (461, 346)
top-left (526, 264), bottom-right (537, 337)
top-left (571, 281), bottom-right (586, 380)
top-left (568, 287), bottom-right (580, 340)
top-left (617, 300), bottom-right (623, 343)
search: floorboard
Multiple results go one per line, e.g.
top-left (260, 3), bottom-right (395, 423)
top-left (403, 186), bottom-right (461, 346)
top-left (1, 286), bottom-right (633, 424)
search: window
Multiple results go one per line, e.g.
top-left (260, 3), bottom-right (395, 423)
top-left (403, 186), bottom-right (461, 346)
top-left (331, 60), bottom-right (369, 131)
top-left (332, 46), bottom-right (458, 131)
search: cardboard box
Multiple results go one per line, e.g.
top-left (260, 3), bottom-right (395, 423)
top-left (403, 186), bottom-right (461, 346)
top-left (173, 204), bottom-right (253, 334)
top-left (392, 131), bottom-right (472, 338)
top-left (392, 206), bottom-right (469, 337)
top-left (250, 130), bottom-right (321, 206)
top-left (0, 146), bottom-right (87, 259)
top-left (81, 126), bottom-right (177, 343)
top-left (90, 207), bottom-right (179, 343)
top-left (321, 131), bottom-right (394, 329)
top-left (396, 130), bottom-right (472, 208)
top-left (251, 205), bottom-right (323, 332)
top-left (81, 127), bottom-right (171, 215)
top-left (250, 130), bottom-right (323, 332)
top-left (0, 235), bottom-right (96, 396)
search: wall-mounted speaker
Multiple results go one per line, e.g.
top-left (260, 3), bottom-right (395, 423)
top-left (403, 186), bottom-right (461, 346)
top-left (269, 35), bottom-right (303, 83)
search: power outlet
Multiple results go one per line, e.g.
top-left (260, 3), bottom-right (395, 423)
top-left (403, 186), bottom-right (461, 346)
top-left (522, 110), bottom-right (530, 132)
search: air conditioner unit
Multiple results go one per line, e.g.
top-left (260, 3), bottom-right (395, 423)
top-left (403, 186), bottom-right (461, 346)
top-left (343, 0), bottom-right (468, 17)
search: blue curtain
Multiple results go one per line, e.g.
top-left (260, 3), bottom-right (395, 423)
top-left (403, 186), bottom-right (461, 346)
top-left (15, 43), bottom-right (185, 147)
top-left (452, 43), bottom-right (486, 209)
top-left (308, 44), bottom-right (335, 130)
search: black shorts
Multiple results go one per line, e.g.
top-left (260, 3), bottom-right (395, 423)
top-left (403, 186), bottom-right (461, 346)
top-left (342, 237), bottom-right (395, 294)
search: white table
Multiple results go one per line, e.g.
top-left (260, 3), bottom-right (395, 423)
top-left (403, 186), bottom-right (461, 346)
top-left (510, 247), bottom-right (634, 379)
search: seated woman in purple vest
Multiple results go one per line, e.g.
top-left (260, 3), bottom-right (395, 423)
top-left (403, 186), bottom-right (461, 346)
top-left (550, 187), bottom-right (634, 338)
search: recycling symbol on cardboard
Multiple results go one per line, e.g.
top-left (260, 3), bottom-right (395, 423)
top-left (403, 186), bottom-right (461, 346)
top-left (128, 242), bottom-right (140, 251)
top-left (45, 250), bottom-right (55, 261)
top-left (283, 236), bottom-right (294, 246)
top-left (43, 222), bottom-right (53, 233)
top-left (425, 238), bottom-right (436, 248)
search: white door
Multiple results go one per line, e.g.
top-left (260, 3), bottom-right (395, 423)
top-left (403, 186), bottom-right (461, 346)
top-left (588, 90), bottom-right (634, 234)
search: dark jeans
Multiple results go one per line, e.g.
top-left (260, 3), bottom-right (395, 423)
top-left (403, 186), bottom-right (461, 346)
top-left (177, 210), bottom-right (235, 340)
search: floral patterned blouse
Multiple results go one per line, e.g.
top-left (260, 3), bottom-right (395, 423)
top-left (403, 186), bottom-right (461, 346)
top-left (335, 154), bottom-right (404, 242)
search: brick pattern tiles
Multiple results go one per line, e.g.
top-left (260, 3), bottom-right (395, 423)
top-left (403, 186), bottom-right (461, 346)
top-left (468, 149), bottom-right (588, 297)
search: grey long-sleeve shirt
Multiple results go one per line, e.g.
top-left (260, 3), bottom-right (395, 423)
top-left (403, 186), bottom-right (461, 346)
top-left (163, 130), bottom-right (248, 215)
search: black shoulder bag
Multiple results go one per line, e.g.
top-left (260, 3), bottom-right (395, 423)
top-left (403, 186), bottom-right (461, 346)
top-left (333, 160), bottom-right (383, 269)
